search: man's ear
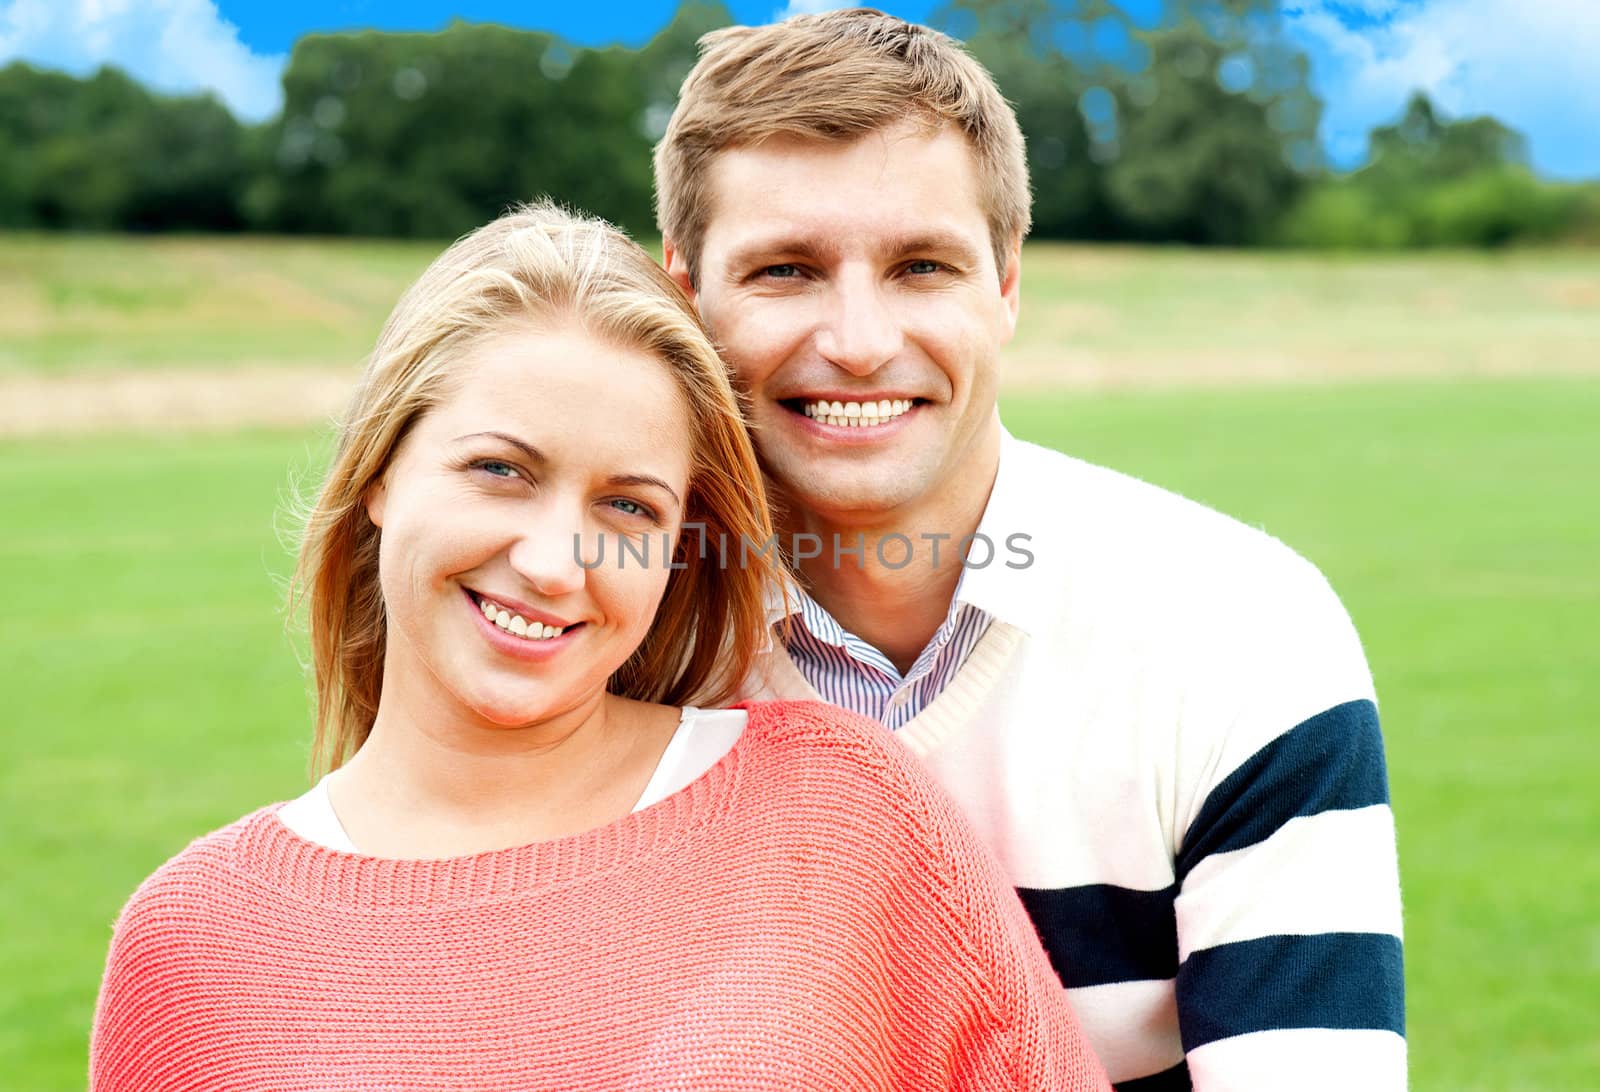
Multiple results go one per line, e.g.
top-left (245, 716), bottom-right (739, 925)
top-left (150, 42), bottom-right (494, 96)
top-left (662, 239), bottom-right (696, 301)
top-left (999, 235), bottom-right (1023, 337)
top-left (364, 475), bottom-right (388, 529)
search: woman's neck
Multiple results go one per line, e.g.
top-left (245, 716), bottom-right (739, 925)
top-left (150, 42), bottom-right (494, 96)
top-left (327, 690), bottom-right (681, 859)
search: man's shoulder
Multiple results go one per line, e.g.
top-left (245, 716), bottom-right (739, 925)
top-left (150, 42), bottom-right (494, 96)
top-left (1009, 437), bottom-right (1341, 624)
top-left (1012, 437), bottom-right (1298, 561)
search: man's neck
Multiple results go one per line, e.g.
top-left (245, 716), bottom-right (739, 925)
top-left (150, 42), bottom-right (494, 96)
top-left (784, 429), bottom-right (1002, 676)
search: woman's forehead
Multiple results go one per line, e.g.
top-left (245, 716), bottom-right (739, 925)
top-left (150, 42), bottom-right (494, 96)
top-left (421, 329), bottom-right (694, 476)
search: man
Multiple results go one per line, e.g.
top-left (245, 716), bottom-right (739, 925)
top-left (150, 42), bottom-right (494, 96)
top-left (654, 10), bottom-right (1404, 1090)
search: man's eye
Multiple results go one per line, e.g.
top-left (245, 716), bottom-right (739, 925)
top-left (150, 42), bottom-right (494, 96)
top-left (762, 264), bottom-right (800, 279)
top-left (906, 260), bottom-right (942, 275)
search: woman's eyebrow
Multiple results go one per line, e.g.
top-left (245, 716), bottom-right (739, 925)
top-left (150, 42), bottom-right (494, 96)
top-left (451, 431), bottom-right (546, 463)
top-left (451, 436), bottom-right (681, 506)
top-left (606, 474), bottom-right (682, 507)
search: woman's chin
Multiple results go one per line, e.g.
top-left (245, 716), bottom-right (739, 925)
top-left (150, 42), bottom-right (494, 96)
top-left (431, 644), bottom-right (622, 731)
top-left (470, 695), bottom-right (567, 729)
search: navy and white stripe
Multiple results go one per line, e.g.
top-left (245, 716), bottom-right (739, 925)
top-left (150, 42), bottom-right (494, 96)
top-left (1019, 700), bottom-right (1404, 1090)
top-left (777, 589), bottom-right (992, 730)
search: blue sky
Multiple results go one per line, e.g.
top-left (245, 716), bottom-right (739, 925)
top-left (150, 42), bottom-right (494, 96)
top-left (2, 0), bottom-right (1596, 179)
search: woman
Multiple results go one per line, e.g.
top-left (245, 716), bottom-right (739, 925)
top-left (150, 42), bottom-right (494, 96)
top-left (90, 205), bottom-right (1109, 1091)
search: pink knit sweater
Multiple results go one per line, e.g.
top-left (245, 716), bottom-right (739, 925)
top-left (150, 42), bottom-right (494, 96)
top-left (91, 701), bottom-right (1110, 1090)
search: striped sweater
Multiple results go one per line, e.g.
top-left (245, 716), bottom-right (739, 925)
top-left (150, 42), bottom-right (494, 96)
top-left (742, 436), bottom-right (1406, 1090)
top-left (91, 701), bottom-right (1110, 1091)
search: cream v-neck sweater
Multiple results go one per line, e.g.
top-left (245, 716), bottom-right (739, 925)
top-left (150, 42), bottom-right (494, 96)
top-left (739, 435), bottom-right (1405, 1091)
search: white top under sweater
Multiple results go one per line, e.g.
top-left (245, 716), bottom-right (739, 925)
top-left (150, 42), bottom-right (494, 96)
top-left (278, 707), bottom-right (747, 854)
top-left (741, 432), bottom-right (1406, 1092)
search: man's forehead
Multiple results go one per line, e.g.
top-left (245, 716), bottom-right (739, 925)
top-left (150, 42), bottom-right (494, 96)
top-left (706, 122), bottom-right (978, 191)
top-left (697, 124), bottom-right (988, 255)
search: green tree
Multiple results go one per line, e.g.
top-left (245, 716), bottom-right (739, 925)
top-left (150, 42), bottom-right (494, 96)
top-left (0, 62), bottom-right (248, 230)
top-left (247, 10), bottom-right (732, 239)
top-left (1279, 92), bottom-right (1590, 248)
top-left (1103, 22), bottom-right (1316, 243)
top-left (1369, 92), bottom-right (1526, 182)
top-left (938, 0), bottom-right (1322, 243)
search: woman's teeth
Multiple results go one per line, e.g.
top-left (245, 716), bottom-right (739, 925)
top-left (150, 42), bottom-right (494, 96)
top-left (476, 596), bottom-right (564, 640)
top-left (801, 398), bottom-right (913, 427)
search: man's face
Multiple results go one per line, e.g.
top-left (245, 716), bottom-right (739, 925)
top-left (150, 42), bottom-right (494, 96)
top-left (673, 123), bottom-right (1020, 525)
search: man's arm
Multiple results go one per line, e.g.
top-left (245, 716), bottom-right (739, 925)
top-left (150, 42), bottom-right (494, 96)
top-left (1172, 570), bottom-right (1406, 1090)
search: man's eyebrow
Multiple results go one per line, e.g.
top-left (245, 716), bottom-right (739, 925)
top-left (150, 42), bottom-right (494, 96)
top-left (451, 432), bottom-right (546, 463)
top-left (723, 237), bottom-right (831, 270)
top-left (605, 474), bottom-right (682, 507)
top-left (884, 232), bottom-right (985, 265)
top-left (723, 232), bottom-right (983, 270)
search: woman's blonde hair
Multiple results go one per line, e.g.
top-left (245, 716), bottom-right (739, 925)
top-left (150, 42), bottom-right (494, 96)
top-left (293, 202), bottom-right (780, 775)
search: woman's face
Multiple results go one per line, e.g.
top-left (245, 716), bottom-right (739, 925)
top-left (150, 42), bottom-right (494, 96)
top-left (366, 323), bottom-right (694, 730)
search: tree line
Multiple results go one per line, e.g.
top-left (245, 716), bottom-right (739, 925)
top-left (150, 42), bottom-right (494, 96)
top-left (2, 0), bottom-right (1594, 247)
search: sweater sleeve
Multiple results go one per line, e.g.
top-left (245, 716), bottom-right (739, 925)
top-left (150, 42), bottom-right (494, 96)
top-left (90, 883), bottom-right (172, 1091)
top-left (88, 829), bottom-right (239, 1092)
top-left (960, 870), bottom-right (1116, 1091)
top-left (1171, 564), bottom-right (1406, 1091)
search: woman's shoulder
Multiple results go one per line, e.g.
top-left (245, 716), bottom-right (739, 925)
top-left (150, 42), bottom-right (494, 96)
top-left (735, 699), bottom-right (902, 768)
top-left (726, 701), bottom-right (1034, 973)
top-left (731, 700), bottom-right (970, 842)
top-left (112, 806), bottom-right (283, 930)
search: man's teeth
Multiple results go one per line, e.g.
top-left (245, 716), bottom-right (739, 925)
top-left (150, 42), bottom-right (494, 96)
top-left (801, 398), bottom-right (914, 427)
top-left (477, 596), bottom-right (564, 640)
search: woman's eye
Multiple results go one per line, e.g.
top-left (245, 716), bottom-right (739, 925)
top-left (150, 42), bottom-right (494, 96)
top-left (609, 498), bottom-right (650, 518)
top-left (473, 459), bottom-right (518, 479)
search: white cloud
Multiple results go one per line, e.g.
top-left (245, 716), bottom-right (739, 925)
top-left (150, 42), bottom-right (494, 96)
top-left (1285, 0), bottom-right (1600, 179)
top-left (0, 0), bottom-right (285, 120)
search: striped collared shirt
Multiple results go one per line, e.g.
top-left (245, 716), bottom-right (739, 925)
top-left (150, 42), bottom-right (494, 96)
top-left (770, 430), bottom-right (1047, 730)
top-left (777, 588), bottom-right (993, 730)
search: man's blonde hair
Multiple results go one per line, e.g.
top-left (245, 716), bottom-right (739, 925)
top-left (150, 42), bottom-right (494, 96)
top-left (293, 202), bottom-right (780, 775)
top-left (654, 7), bottom-right (1031, 283)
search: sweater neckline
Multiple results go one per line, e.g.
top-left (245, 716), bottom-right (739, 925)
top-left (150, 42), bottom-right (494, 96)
top-left (759, 621), bottom-right (1026, 759)
top-left (235, 703), bottom-right (763, 911)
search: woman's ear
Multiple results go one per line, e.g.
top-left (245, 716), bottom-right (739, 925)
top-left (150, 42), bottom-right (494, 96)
top-left (364, 476), bottom-right (388, 529)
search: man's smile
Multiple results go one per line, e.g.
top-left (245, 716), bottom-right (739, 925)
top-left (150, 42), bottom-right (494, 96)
top-left (781, 396), bottom-right (924, 428)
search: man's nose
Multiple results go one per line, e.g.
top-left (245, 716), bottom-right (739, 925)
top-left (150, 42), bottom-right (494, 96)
top-left (814, 273), bottom-right (903, 377)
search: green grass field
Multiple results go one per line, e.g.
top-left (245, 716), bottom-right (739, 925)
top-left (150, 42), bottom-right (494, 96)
top-left (2, 236), bottom-right (1596, 1089)
top-left (4, 233), bottom-right (1598, 381)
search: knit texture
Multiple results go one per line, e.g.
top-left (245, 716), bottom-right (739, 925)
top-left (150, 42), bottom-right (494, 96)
top-left (91, 701), bottom-right (1111, 1091)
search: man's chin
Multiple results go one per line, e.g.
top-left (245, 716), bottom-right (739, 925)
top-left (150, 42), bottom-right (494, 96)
top-left (768, 471), bottom-right (926, 526)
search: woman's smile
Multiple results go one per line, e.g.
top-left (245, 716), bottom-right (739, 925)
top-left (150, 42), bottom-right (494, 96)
top-left (464, 587), bottom-right (583, 661)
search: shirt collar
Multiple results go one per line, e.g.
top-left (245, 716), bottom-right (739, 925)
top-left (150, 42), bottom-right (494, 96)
top-left (951, 426), bottom-right (1065, 637)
